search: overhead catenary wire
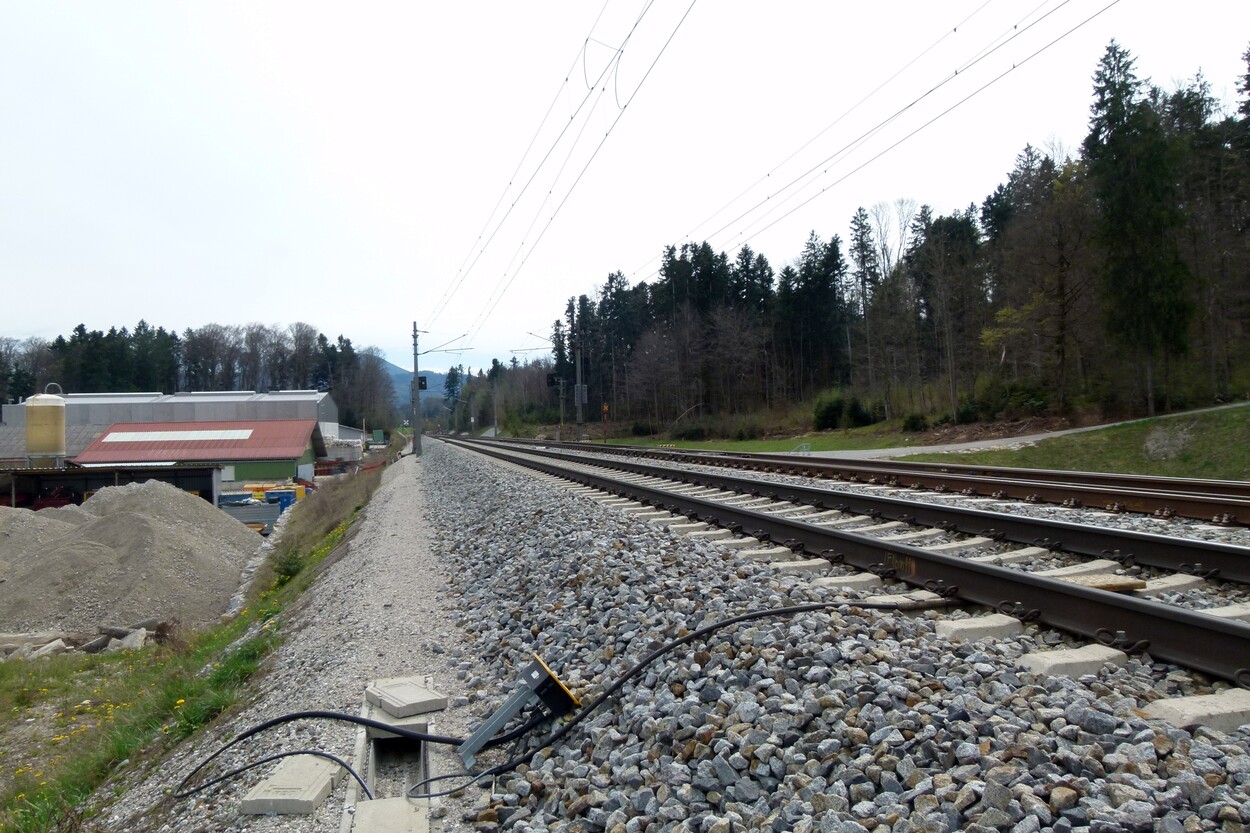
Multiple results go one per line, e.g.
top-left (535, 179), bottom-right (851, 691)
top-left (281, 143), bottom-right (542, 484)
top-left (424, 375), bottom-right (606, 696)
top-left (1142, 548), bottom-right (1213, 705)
top-left (626, 0), bottom-right (1005, 281)
top-left (631, 0), bottom-right (1080, 284)
top-left (464, 0), bottom-right (698, 346)
top-left (427, 0), bottom-right (658, 330)
top-left (727, 0), bottom-right (1122, 254)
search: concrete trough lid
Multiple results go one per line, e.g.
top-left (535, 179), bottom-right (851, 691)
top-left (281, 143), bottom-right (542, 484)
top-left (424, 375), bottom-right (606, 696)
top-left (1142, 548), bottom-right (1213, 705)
top-left (240, 755), bottom-right (344, 815)
top-left (1140, 688), bottom-right (1250, 734)
top-left (352, 796), bottom-right (431, 832)
top-left (1054, 573), bottom-right (1148, 592)
top-left (365, 677), bottom-right (448, 719)
top-left (1019, 644), bottom-right (1127, 678)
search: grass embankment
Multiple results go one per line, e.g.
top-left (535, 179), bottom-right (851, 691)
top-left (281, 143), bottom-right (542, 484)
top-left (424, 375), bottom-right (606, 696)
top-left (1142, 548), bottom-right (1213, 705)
top-left (597, 405), bottom-right (1248, 481)
top-left (0, 438), bottom-right (403, 832)
top-left (898, 406), bottom-right (1250, 481)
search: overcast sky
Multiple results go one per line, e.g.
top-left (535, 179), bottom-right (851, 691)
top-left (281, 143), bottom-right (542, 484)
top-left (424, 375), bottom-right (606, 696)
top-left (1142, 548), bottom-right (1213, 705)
top-left (2, 1), bottom-right (1247, 376)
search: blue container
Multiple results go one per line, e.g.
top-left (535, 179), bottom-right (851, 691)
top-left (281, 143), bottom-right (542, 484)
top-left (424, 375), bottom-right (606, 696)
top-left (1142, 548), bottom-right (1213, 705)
top-left (274, 492), bottom-right (296, 513)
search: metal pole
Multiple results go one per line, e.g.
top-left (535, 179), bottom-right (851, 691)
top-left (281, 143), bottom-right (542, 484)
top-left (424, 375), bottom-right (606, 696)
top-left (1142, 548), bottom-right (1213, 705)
top-left (412, 322), bottom-right (422, 457)
top-left (560, 377), bottom-right (570, 440)
top-left (574, 340), bottom-right (584, 438)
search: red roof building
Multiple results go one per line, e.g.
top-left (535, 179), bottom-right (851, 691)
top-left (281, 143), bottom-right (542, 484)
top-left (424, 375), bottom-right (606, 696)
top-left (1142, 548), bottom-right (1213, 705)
top-left (73, 420), bottom-right (323, 481)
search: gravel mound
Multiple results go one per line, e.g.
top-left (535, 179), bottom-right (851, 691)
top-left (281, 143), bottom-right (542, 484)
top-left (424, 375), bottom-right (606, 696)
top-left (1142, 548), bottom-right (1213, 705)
top-left (0, 480), bottom-right (262, 633)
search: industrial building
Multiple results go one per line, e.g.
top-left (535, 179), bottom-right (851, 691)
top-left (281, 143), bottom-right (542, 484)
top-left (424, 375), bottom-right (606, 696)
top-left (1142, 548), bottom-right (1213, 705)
top-left (0, 389), bottom-right (362, 511)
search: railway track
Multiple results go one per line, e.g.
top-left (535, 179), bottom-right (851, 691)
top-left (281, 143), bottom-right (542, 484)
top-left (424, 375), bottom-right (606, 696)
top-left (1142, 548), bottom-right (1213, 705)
top-left (448, 436), bottom-right (1250, 692)
top-left (485, 437), bottom-right (1250, 525)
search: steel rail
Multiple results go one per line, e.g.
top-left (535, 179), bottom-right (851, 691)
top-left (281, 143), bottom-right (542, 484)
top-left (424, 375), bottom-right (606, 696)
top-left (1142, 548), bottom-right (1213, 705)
top-left (444, 437), bottom-right (1250, 688)
top-left (483, 437), bottom-right (1250, 524)
top-left (461, 438), bottom-right (1250, 584)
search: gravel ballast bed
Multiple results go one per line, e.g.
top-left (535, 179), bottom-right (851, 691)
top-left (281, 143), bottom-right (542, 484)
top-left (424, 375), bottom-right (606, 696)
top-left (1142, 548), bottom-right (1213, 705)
top-left (93, 441), bottom-right (1249, 833)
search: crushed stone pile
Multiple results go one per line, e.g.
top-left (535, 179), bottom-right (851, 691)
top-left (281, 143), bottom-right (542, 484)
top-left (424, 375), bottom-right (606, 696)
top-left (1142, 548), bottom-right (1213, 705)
top-left (0, 480), bottom-right (262, 634)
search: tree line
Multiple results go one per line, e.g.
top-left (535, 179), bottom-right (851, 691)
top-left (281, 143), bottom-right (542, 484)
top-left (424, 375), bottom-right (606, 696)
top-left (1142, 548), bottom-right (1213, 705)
top-left (0, 321), bottom-right (398, 431)
top-left (447, 41), bottom-right (1250, 437)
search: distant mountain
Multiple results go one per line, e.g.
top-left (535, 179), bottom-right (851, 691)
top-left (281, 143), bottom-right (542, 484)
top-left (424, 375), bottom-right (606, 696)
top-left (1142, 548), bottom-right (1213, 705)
top-left (384, 361), bottom-right (447, 407)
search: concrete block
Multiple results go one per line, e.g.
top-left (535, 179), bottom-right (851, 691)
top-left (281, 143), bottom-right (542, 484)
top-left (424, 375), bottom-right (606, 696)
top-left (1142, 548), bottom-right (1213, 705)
top-left (1035, 558), bottom-right (1122, 577)
top-left (880, 528), bottom-right (945, 544)
top-left (686, 528), bottom-right (732, 540)
top-left (739, 545), bottom-right (799, 562)
top-left (936, 613), bottom-right (1023, 643)
top-left (639, 512), bottom-right (677, 522)
top-left (813, 515), bottom-right (873, 528)
top-left (240, 755), bottom-right (343, 815)
top-left (810, 572), bottom-right (883, 591)
top-left (854, 521), bottom-right (907, 533)
top-left (1140, 688), bottom-right (1250, 734)
top-left (772, 558), bottom-right (828, 575)
top-left (1132, 573), bottom-right (1208, 597)
top-left (760, 501), bottom-right (797, 513)
top-left (1201, 602), bottom-right (1250, 622)
top-left (972, 547), bottom-right (1046, 566)
top-left (715, 537), bottom-right (762, 550)
top-left (1019, 644), bottom-right (1127, 678)
top-left (617, 504), bottom-right (656, 514)
top-left (927, 536), bottom-right (996, 555)
top-left (1055, 573), bottom-right (1147, 592)
top-left (365, 677), bottom-right (448, 719)
top-left (722, 496), bottom-right (773, 508)
top-left (352, 796), bottom-right (431, 832)
top-left (861, 589), bottom-right (943, 606)
top-left (796, 510), bottom-right (846, 523)
top-left (669, 521), bottom-right (709, 535)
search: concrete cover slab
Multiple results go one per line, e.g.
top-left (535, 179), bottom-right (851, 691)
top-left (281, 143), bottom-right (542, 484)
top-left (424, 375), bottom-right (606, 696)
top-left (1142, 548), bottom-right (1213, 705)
top-left (352, 796), bottom-right (431, 833)
top-left (240, 755), bottom-right (343, 815)
top-left (365, 678), bottom-right (448, 719)
top-left (1054, 573), bottom-right (1147, 592)
top-left (936, 613), bottom-right (1023, 642)
top-left (813, 514), bottom-right (873, 528)
top-left (1140, 688), bottom-right (1250, 734)
top-left (854, 521), bottom-right (906, 533)
top-left (364, 704), bottom-right (430, 740)
top-left (670, 521), bottom-right (710, 535)
top-left (1019, 644), bottom-right (1127, 678)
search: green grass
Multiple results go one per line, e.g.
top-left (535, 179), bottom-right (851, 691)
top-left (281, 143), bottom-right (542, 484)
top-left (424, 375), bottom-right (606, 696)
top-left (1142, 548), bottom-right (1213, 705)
top-left (602, 425), bottom-right (910, 454)
top-left (898, 406), bottom-right (1250, 481)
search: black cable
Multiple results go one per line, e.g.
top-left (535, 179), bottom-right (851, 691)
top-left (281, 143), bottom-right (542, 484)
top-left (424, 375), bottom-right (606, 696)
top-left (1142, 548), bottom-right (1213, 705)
top-left (174, 704), bottom-right (551, 800)
top-left (174, 749), bottom-right (372, 800)
top-left (406, 597), bottom-right (939, 798)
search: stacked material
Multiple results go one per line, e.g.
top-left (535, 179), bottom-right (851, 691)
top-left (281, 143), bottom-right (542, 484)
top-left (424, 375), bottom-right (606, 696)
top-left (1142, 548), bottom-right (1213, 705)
top-left (0, 480), bottom-right (261, 634)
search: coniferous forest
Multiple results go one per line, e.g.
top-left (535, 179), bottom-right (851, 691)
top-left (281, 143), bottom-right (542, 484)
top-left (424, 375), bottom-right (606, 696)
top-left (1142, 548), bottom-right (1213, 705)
top-left (5, 43), bottom-right (1250, 439)
top-left (446, 42), bottom-right (1250, 437)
